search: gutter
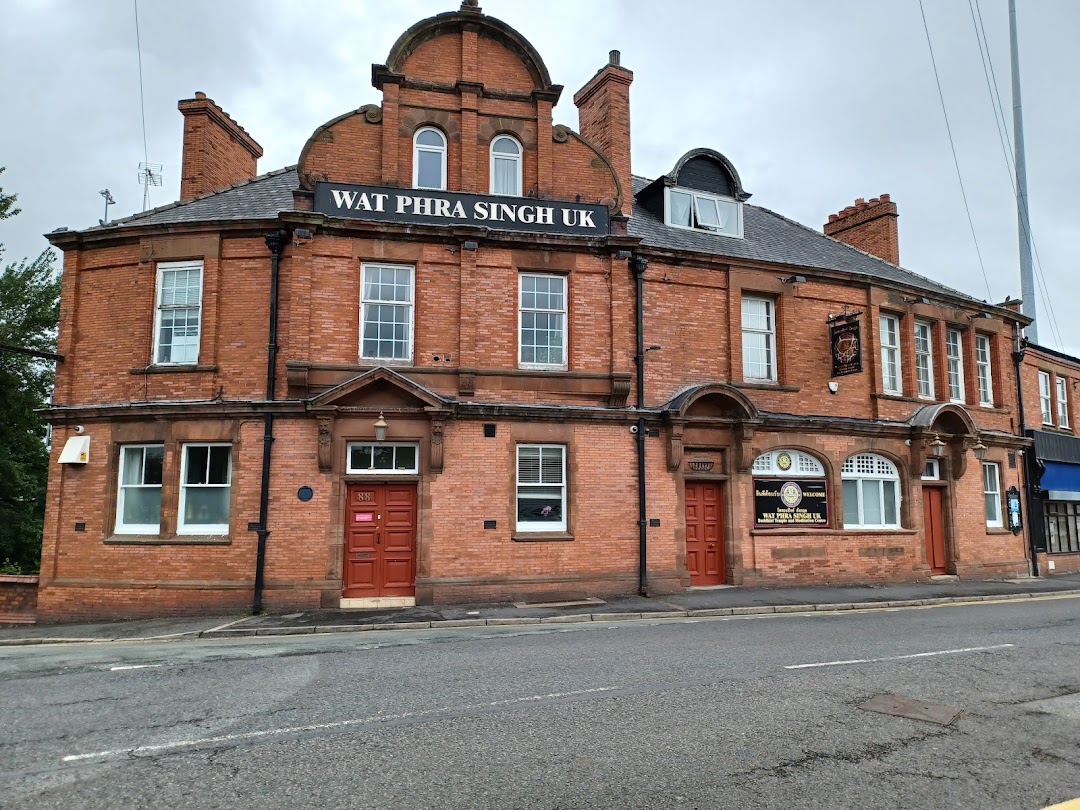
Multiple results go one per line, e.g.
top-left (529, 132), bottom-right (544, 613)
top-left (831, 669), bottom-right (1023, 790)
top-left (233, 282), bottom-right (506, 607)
top-left (252, 229), bottom-right (289, 613)
top-left (1012, 325), bottom-right (1039, 576)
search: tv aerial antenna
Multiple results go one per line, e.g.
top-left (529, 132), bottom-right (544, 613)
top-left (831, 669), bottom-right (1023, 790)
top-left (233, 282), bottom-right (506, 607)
top-left (138, 162), bottom-right (162, 211)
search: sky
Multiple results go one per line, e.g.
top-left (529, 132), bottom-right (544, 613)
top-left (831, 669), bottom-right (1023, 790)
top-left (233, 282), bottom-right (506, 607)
top-left (1, 0), bottom-right (1077, 353)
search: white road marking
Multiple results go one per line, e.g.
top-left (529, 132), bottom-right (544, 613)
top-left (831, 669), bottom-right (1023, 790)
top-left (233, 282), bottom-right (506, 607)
top-left (109, 664), bottom-right (163, 671)
top-left (785, 643), bottom-right (1014, 670)
top-left (62, 686), bottom-right (621, 762)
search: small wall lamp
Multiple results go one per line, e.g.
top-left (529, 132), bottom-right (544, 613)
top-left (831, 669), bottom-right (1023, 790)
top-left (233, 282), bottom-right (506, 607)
top-left (969, 440), bottom-right (988, 461)
top-left (374, 412), bottom-right (388, 442)
top-left (927, 434), bottom-right (947, 458)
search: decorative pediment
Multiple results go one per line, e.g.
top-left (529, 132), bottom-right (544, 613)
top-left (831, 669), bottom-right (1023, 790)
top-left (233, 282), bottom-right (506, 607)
top-left (308, 367), bottom-right (449, 412)
top-left (663, 383), bottom-right (760, 422)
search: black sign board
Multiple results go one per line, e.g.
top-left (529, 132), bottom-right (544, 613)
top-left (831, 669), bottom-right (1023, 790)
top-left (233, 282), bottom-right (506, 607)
top-left (1007, 485), bottom-right (1023, 535)
top-left (830, 319), bottom-right (863, 378)
top-left (314, 182), bottom-right (610, 237)
top-left (754, 479), bottom-right (829, 527)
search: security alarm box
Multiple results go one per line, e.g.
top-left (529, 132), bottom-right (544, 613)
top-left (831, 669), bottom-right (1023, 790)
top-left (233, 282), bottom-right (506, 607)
top-left (58, 436), bottom-right (90, 464)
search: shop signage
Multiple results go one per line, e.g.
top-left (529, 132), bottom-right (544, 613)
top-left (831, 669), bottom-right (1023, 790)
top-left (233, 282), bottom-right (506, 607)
top-left (1007, 485), bottom-right (1023, 535)
top-left (314, 182), bottom-right (610, 236)
top-left (754, 479), bottom-right (829, 527)
top-left (830, 319), bottom-right (863, 378)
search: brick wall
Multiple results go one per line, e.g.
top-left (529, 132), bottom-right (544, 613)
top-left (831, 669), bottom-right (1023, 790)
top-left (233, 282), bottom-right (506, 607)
top-left (0, 576), bottom-right (38, 623)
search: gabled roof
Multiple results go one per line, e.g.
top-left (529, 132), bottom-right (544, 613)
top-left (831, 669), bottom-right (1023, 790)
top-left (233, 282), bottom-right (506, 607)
top-left (628, 175), bottom-right (979, 303)
top-left (61, 166), bottom-right (299, 237)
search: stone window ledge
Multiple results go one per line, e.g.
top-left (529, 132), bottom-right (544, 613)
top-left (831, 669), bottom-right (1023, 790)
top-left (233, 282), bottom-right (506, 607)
top-left (750, 528), bottom-right (917, 537)
top-left (104, 534), bottom-right (231, 545)
top-left (512, 532), bottom-right (575, 542)
top-left (129, 364), bottom-right (218, 375)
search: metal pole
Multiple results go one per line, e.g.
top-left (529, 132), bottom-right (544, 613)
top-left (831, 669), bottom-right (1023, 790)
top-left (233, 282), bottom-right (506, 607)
top-left (1009, 0), bottom-right (1038, 343)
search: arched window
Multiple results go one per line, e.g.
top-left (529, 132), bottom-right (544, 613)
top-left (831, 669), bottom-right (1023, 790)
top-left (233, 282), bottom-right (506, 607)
top-left (490, 135), bottom-right (522, 196)
top-left (413, 127), bottom-right (446, 190)
top-left (751, 449), bottom-right (824, 477)
top-left (842, 453), bottom-right (901, 529)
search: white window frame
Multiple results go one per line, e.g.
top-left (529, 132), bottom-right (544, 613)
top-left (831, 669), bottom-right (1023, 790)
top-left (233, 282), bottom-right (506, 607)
top-left (1057, 376), bottom-right (1070, 429)
top-left (346, 442), bottom-right (420, 475)
top-left (178, 443), bottom-right (232, 535)
top-left (921, 458), bottom-right (941, 481)
top-left (412, 126), bottom-right (447, 191)
top-left (1039, 370), bottom-right (1053, 425)
top-left (489, 134), bottom-right (522, 197)
top-left (914, 320), bottom-right (935, 400)
top-left (880, 314), bottom-right (902, 395)
top-left (360, 263), bottom-right (415, 364)
top-left (115, 444), bottom-right (164, 534)
top-left (983, 461), bottom-right (1003, 528)
top-left (518, 273), bottom-right (568, 370)
top-left (663, 186), bottom-right (743, 239)
top-left (152, 260), bottom-right (203, 366)
top-left (975, 334), bottom-right (994, 407)
top-left (741, 295), bottom-right (777, 383)
top-left (841, 453), bottom-right (902, 530)
top-left (516, 444), bottom-right (567, 532)
top-left (945, 328), bottom-right (965, 403)
top-left (750, 449), bottom-right (825, 477)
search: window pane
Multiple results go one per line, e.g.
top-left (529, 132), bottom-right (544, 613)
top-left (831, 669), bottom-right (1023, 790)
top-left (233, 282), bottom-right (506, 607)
top-left (862, 480), bottom-right (883, 525)
top-left (144, 446), bottom-right (164, 485)
top-left (416, 150), bottom-right (443, 189)
top-left (208, 447), bottom-right (230, 485)
top-left (694, 196), bottom-right (720, 228)
top-left (184, 487), bottom-right (230, 526)
top-left (122, 487), bottom-right (161, 527)
top-left (518, 447), bottom-right (540, 483)
top-left (741, 298), bottom-right (771, 331)
top-left (373, 446), bottom-right (394, 469)
top-left (352, 445), bottom-right (372, 470)
top-left (395, 445), bottom-right (417, 471)
top-left (416, 129), bottom-right (444, 148)
top-left (493, 156), bottom-right (518, 195)
top-left (669, 191), bottom-right (692, 227)
top-left (517, 489), bottom-right (563, 523)
top-left (883, 480), bottom-right (898, 525)
top-left (122, 447), bottom-right (144, 485)
top-left (843, 480), bottom-right (860, 526)
top-left (715, 198), bottom-right (738, 232)
top-left (985, 494), bottom-right (999, 522)
top-left (492, 136), bottom-right (520, 155)
top-left (185, 446), bottom-right (209, 484)
top-left (540, 447), bottom-right (563, 484)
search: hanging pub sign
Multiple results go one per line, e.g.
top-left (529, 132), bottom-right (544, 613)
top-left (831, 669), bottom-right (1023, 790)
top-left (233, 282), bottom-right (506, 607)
top-left (830, 318), bottom-right (863, 378)
top-left (754, 479), bottom-right (829, 527)
top-left (314, 182), bottom-right (610, 237)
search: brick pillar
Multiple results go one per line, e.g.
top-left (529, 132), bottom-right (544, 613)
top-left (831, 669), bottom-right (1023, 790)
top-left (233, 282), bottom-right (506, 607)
top-left (381, 82), bottom-right (401, 186)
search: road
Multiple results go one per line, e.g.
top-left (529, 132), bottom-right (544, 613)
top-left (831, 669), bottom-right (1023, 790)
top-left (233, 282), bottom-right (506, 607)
top-left (2, 596), bottom-right (1079, 809)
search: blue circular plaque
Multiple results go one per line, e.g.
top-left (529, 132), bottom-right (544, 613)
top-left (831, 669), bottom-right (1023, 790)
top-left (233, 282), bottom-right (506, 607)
top-left (297, 486), bottom-right (314, 502)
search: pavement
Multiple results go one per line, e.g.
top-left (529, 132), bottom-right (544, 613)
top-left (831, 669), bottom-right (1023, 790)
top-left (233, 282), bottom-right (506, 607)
top-left (3, 572), bottom-right (1079, 645)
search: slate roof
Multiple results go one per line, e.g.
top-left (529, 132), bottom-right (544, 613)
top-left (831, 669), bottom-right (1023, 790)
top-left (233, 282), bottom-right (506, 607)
top-left (69, 166), bottom-right (299, 235)
top-left (628, 175), bottom-right (980, 303)
top-left (64, 165), bottom-right (978, 305)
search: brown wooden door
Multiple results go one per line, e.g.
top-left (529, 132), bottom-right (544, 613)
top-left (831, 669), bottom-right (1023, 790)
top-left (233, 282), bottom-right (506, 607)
top-left (344, 483), bottom-right (417, 597)
top-left (923, 486), bottom-right (947, 574)
top-left (685, 481), bottom-right (724, 586)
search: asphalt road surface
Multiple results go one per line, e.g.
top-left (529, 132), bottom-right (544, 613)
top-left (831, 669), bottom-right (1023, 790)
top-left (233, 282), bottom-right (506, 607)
top-left (2, 595), bottom-right (1079, 809)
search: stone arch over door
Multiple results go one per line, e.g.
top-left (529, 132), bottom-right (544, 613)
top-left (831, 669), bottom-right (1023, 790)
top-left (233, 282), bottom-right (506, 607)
top-left (662, 383), bottom-right (761, 472)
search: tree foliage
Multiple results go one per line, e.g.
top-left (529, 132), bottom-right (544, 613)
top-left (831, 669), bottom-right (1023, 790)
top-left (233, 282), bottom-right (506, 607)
top-left (0, 167), bottom-right (61, 573)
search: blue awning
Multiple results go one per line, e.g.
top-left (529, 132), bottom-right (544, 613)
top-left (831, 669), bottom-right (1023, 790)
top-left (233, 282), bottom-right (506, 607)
top-left (1041, 461), bottom-right (1080, 494)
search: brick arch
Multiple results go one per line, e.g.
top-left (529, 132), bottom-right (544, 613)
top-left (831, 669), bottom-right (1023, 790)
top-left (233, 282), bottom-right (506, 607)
top-left (478, 119), bottom-right (536, 149)
top-left (399, 111), bottom-right (461, 143)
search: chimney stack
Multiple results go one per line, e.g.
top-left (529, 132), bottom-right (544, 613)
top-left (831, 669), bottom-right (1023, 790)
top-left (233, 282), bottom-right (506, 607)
top-left (824, 194), bottom-right (899, 265)
top-left (177, 92), bottom-right (263, 201)
top-left (573, 51), bottom-right (633, 217)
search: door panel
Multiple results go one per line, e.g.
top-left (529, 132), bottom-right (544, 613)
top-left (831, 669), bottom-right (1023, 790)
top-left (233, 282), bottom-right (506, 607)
top-left (923, 487), bottom-right (947, 574)
top-left (685, 482), bottom-right (725, 586)
top-left (344, 483), bottom-right (417, 597)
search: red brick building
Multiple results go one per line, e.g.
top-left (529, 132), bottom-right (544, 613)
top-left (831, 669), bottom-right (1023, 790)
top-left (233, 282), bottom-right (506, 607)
top-left (38, 3), bottom-right (1035, 620)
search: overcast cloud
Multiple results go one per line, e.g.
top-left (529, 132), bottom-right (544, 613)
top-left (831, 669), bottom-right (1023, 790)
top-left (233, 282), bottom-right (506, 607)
top-left (2, 0), bottom-right (1077, 352)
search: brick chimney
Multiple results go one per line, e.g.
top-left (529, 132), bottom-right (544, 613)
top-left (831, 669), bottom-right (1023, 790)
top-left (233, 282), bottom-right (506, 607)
top-left (824, 194), bottom-right (899, 265)
top-left (573, 51), bottom-right (633, 217)
top-left (177, 92), bottom-right (263, 201)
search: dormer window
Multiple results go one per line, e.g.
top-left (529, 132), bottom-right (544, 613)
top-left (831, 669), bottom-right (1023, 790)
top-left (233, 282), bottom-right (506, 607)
top-left (664, 187), bottom-right (742, 238)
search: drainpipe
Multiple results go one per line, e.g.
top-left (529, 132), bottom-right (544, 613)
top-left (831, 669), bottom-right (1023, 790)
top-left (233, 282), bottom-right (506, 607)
top-left (252, 229), bottom-right (289, 613)
top-left (631, 254), bottom-right (649, 596)
top-left (1011, 321), bottom-right (1039, 576)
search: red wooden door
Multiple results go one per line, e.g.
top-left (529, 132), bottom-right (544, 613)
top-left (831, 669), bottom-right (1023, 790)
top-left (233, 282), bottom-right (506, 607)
top-left (923, 487), bottom-right (947, 574)
top-left (685, 482), bottom-right (724, 586)
top-left (344, 483), bottom-right (417, 597)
